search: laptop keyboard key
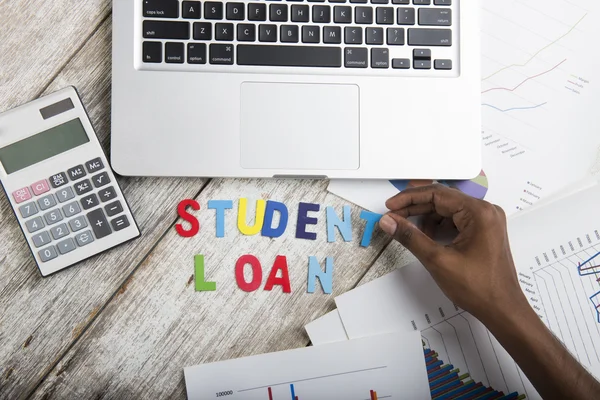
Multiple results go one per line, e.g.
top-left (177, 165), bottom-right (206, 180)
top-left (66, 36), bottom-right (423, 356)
top-left (366, 27), bottom-right (384, 44)
top-left (302, 26), bottom-right (320, 43)
top-left (312, 5), bottom-right (331, 23)
top-left (434, 59), bottom-right (452, 70)
top-left (259, 24), bottom-right (278, 42)
top-left (414, 59), bottom-right (432, 69)
top-left (215, 23), bottom-right (234, 40)
top-left (226, 2), bottom-right (245, 20)
top-left (182, 1), bottom-right (201, 18)
top-left (248, 3), bottom-right (267, 21)
top-left (344, 47), bottom-right (368, 68)
top-left (210, 44), bottom-right (235, 64)
top-left (188, 43), bottom-right (207, 63)
top-left (408, 28), bottom-right (452, 46)
top-left (237, 45), bottom-right (341, 67)
top-left (204, 2), bottom-right (224, 19)
top-left (376, 7), bottom-right (394, 24)
top-left (143, 20), bottom-right (190, 39)
top-left (237, 24), bottom-right (256, 41)
top-left (355, 7), bottom-right (373, 23)
top-left (193, 22), bottom-right (212, 40)
top-left (344, 27), bottom-right (363, 44)
top-left (141, 42), bottom-right (161, 63)
top-left (334, 6), bottom-right (352, 23)
top-left (371, 48), bottom-right (389, 68)
top-left (281, 25), bottom-right (299, 42)
top-left (397, 7), bottom-right (415, 25)
top-left (386, 27), bottom-right (404, 45)
top-left (270, 4), bottom-right (288, 21)
top-left (291, 5), bottom-right (309, 22)
top-left (323, 26), bottom-right (342, 44)
top-left (143, 0), bottom-right (179, 18)
top-left (165, 42), bottom-right (185, 63)
top-left (419, 8), bottom-right (451, 26)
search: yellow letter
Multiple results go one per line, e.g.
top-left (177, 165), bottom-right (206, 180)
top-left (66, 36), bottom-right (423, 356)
top-left (238, 198), bottom-right (266, 235)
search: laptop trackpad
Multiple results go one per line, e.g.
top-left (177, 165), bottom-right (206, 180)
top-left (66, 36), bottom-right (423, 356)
top-left (240, 82), bottom-right (359, 171)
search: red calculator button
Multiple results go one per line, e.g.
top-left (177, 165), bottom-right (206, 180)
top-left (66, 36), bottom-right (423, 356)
top-left (31, 179), bottom-right (50, 196)
top-left (12, 187), bottom-right (32, 204)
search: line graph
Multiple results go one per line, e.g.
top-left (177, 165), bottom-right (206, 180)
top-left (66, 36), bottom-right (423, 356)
top-left (483, 13), bottom-right (587, 81)
top-left (481, 102), bottom-right (548, 113)
top-left (482, 59), bottom-right (567, 94)
top-left (578, 251), bottom-right (600, 276)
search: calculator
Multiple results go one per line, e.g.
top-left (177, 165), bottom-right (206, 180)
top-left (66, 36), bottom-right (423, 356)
top-left (0, 87), bottom-right (140, 276)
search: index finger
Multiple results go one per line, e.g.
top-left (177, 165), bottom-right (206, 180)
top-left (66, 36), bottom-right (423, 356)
top-left (385, 184), bottom-right (474, 218)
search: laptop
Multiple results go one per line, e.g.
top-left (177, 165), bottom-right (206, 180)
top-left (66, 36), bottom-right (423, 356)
top-left (111, 0), bottom-right (480, 179)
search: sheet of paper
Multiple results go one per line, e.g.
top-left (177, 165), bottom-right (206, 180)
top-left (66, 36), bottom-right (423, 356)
top-left (184, 332), bottom-right (430, 400)
top-left (305, 310), bottom-right (348, 346)
top-left (334, 263), bottom-right (537, 399)
top-left (329, 0), bottom-right (600, 216)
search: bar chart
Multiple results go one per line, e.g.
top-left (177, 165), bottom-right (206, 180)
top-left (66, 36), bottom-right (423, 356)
top-left (265, 384), bottom-right (383, 400)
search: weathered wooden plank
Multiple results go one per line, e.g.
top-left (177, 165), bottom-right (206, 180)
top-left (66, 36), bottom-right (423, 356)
top-left (0, 0), bottom-right (111, 112)
top-left (0, 18), bottom-right (207, 398)
top-left (30, 178), bottom-right (394, 399)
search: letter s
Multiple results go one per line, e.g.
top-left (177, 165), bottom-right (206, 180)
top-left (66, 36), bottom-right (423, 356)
top-left (176, 199), bottom-right (200, 237)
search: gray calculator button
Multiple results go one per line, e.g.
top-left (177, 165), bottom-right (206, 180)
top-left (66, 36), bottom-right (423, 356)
top-left (38, 194), bottom-right (57, 211)
top-left (91, 172), bottom-right (110, 188)
top-left (85, 157), bottom-right (104, 173)
top-left (98, 186), bottom-right (117, 203)
top-left (26, 216), bottom-right (45, 233)
top-left (56, 186), bottom-right (75, 203)
top-left (74, 179), bottom-right (93, 196)
top-left (32, 231), bottom-right (52, 248)
top-left (38, 245), bottom-right (58, 262)
top-left (87, 208), bottom-right (112, 239)
top-left (19, 201), bottom-right (39, 218)
top-left (105, 200), bottom-right (124, 217)
top-left (57, 237), bottom-right (76, 255)
top-left (81, 193), bottom-right (99, 210)
top-left (49, 172), bottom-right (69, 188)
top-left (50, 223), bottom-right (70, 240)
top-left (75, 230), bottom-right (95, 247)
top-left (69, 215), bottom-right (88, 232)
top-left (62, 201), bottom-right (82, 217)
top-left (44, 209), bottom-right (64, 225)
top-left (111, 215), bottom-right (130, 231)
top-left (67, 165), bottom-right (87, 181)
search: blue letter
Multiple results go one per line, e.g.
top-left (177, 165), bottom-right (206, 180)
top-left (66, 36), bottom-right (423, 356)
top-left (296, 202), bottom-right (320, 240)
top-left (360, 211), bottom-right (383, 247)
top-left (307, 256), bottom-right (334, 294)
top-left (261, 201), bottom-right (289, 238)
top-left (326, 205), bottom-right (353, 243)
top-left (208, 200), bottom-right (233, 238)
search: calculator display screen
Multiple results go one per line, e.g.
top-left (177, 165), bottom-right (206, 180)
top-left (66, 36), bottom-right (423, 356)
top-left (0, 118), bottom-right (89, 174)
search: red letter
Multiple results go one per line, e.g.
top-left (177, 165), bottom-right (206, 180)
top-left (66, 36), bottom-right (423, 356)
top-left (176, 199), bottom-right (200, 237)
top-left (235, 255), bottom-right (263, 292)
top-left (264, 255), bottom-right (291, 293)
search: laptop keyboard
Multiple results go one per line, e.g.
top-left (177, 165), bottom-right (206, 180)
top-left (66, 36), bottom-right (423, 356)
top-left (140, 0), bottom-right (458, 74)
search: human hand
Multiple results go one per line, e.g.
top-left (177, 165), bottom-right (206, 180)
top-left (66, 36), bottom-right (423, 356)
top-left (378, 184), bottom-right (528, 323)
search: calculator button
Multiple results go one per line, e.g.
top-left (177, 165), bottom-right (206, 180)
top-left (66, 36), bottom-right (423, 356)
top-left (39, 245), bottom-right (58, 262)
top-left (26, 216), bottom-right (45, 233)
top-left (57, 237), bottom-right (77, 255)
top-left (81, 193), bottom-right (100, 210)
top-left (67, 165), bottom-right (87, 181)
top-left (87, 208), bottom-right (112, 239)
top-left (19, 202), bottom-right (39, 218)
top-left (31, 179), bottom-right (50, 196)
top-left (85, 157), bottom-right (104, 173)
top-left (62, 201), bottom-right (82, 217)
top-left (38, 194), bottom-right (57, 211)
top-left (50, 172), bottom-right (69, 188)
top-left (44, 209), bottom-right (64, 225)
top-left (111, 215), bottom-right (130, 231)
top-left (12, 187), bottom-right (32, 204)
top-left (91, 172), bottom-right (110, 188)
top-left (98, 186), bottom-right (117, 203)
top-left (105, 200), bottom-right (124, 217)
top-left (32, 231), bottom-right (52, 248)
top-left (74, 179), bottom-right (93, 196)
top-left (50, 223), bottom-right (69, 240)
top-left (69, 215), bottom-right (88, 232)
top-left (57, 188), bottom-right (75, 204)
top-left (75, 230), bottom-right (95, 247)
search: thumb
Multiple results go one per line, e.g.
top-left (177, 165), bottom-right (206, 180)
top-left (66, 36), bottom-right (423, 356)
top-left (379, 213), bottom-right (444, 266)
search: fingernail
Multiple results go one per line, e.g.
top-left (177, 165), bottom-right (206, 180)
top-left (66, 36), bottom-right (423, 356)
top-left (379, 215), bottom-right (397, 236)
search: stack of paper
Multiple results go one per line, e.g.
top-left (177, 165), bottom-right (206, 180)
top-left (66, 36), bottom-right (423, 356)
top-left (306, 182), bottom-right (600, 400)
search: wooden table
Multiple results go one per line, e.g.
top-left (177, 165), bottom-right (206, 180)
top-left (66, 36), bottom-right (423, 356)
top-left (0, 1), bottom-right (413, 398)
